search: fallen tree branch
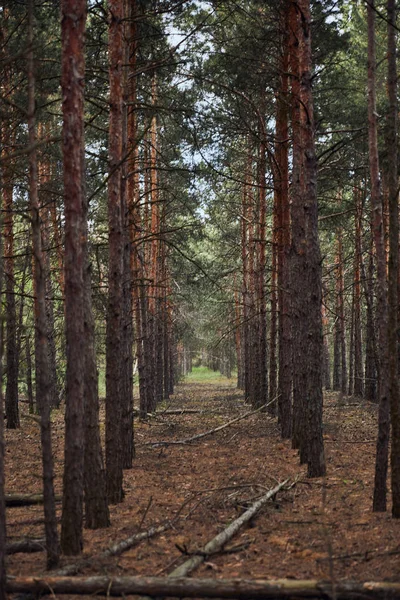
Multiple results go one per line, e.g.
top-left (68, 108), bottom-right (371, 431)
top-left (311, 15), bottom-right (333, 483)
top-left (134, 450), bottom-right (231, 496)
top-left (6, 576), bottom-right (400, 599)
top-left (5, 494), bottom-right (61, 507)
top-left (105, 522), bottom-right (173, 557)
top-left (169, 478), bottom-right (289, 577)
top-left (54, 522), bottom-right (174, 576)
top-left (6, 538), bottom-right (46, 555)
top-left (144, 400), bottom-right (275, 447)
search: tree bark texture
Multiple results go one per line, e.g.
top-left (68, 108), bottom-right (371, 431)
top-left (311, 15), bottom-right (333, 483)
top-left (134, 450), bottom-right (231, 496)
top-left (275, 15), bottom-right (292, 437)
top-left (106, 0), bottom-right (125, 504)
top-left (60, 0), bottom-right (87, 555)
top-left (290, 0), bottom-right (325, 477)
top-left (353, 186), bottom-right (363, 397)
top-left (0, 166), bottom-right (6, 599)
top-left (386, 0), bottom-right (400, 519)
top-left (369, 0), bottom-right (390, 513)
top-left (28, 0), bottom-right (59, 568)
top-left (3, 124), bottom-right (19, 429)
top-left (6, 576), bottom-right (400, 600)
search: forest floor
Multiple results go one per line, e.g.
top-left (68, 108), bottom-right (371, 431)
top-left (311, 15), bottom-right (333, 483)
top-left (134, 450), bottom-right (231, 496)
top-left (4, 370), bottom-right (400, 587)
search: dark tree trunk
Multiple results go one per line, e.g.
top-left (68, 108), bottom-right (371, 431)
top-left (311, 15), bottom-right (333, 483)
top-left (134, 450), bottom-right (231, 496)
top-left (60, 0), bottom-right (87, 554)
top-left (28, 0), bottom-right (59, 568)
top-left (386, 0), bottom-right (400, 518)
top-left (290, 0), bottom-right (325, 477)
top-left (369, 0), bottom-right (390, 513)
top-left (363, 231), bottom-right (377, 402)
top-left (321, 298), bottom-right (331, 390)
top-left (25, 335), bottom-right (34, 414)
top-left (106, 0), bottom-right (125, 504)
top-left (120, 3), bottom-right (134, 469)
top-left (354, 187), bottom-right (364, 397)
top-left (0, 160), bottom-right (6, 600)
top-left (255, 122), bottom-right (268, 409)
top-left (348, 290), bottom-right (355, 397)
top-left (289, 0), bottom-right (305, 457)
top-left (3, 135), bottom-right (19, 429)
top-left (275, 17), bottom-right (292, 437)
top-left (83, 242), bottom-right (110, 529)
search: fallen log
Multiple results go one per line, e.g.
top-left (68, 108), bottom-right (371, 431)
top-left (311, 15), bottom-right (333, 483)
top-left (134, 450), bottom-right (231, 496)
top-left (5, 494), bottom-right (61, 507)
top-left (105, 522), bottom-right (172, 557)
top-left (55, 521), bottom-right (174, 576)
top-left (169, 478), bottom-right (289, 577)
top-left (144, 400), bottom-right (274, 447)
top-left (6, 575), bottom-right (400, 599)
top-left (6, 538), bottom-right (45, 555)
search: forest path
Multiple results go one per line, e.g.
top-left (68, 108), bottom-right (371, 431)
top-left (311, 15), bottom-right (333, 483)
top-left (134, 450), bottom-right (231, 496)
top-left (5, 378), bottom-right (400, 582)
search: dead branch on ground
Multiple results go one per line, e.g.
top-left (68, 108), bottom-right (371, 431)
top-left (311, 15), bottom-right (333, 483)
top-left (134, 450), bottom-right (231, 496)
top-left (6, 575), bottom-right (400, 599)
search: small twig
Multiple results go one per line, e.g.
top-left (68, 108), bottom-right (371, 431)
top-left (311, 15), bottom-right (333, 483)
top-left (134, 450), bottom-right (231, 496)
top-left (138, 496), bottom-right (153, 531)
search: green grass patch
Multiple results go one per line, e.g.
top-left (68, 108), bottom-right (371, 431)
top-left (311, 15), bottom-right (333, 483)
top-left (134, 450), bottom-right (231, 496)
top-left (185, 365), bottom-right (237, 385)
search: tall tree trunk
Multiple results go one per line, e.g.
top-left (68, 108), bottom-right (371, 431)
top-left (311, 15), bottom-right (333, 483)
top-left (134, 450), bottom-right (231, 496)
top-left (354, 186), bottom-right (364, 397)
top-left (290, 0), bottom-right (325, 477)
top-left (386, 0), bottom-right (400, 518)
top-left (255, 113), bottom-right (268, 409)
top-left (0, 109), bottom-right (6, 600)
top-left (2, 46), bottom-right (19, 429)
top-left (269, 172), bottom-right (278, 413)
top-left (3, 130), bottom-right (19, 429)
top-left (363, 228), bottom-right (377, 402)
top-left (337, 229), bottom-right (347, 396)
top-left (369, 0), bottom-right (390, 513)
top-left (120, 0), bottom-right (134, 469)
top-left (348, 290), bottom-right (355, 397)
top-left (241, 145), bottom-right (251, 402)
top-left (39, 159), bottom-right (61, 409)
top-left (28, 0), bottom-right (59, 567)
top-left (321, 297), bottom-right (331, 390)
top-left (289, 0), bottom-right (305, 456)
top-left (25, 334), bottom-right (34, 414)
top-left (60, 0), bottom-right (87, 554)
top-left (149, 75), bottom-right (164, 408)
top-left (275, 16), bottom-right (292, 437)
top-left (106, 0), bottom-right (124, 504)
top-left (83, 217), bottom-right (110, 529)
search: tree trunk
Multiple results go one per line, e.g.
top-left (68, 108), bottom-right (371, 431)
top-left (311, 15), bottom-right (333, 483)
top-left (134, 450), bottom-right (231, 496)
top-left (369, 0), bottom-right (390, 513)
top-left (0, 143), bottom-right (6, 599)
top-left (290, 0), bottom-right (325, 477)
top-left (7, 576), bottom-right (400, 600)
top-left (25, 335), bottom-right (34, 414)
top-left (60, 0), bottom-right (87, 554)
top-left (353, 186), bottom-right (364, 397)
top-left (83, 236), bottom-right (110, 529)
top-left (321, 296), bottom-right (331, 390)
top-left (28, 0), bottom-right (59, 568)
top-left (120, 1), bottom-right (134, 469)
top-left (3, 125), bottom-right (19, 429)
top-left (386, 0), bottom-right (400, 518)
top-left (363, 229), bottom-right (377, 402)
top-left (275, 16), bottom-right (292, 437)
top-left (106, 0), bottom-right (125, 504)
